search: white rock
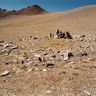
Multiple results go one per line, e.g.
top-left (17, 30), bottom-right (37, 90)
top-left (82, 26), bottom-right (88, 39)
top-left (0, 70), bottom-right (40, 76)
top-left (64, 50), bottom-right (73, 61)
top-left (68, 61), bottom-right (75, 64)
top-left (1, 70), bottom-right (10, 76)
top-left (34, 53), bottom-right (41, 58)
top-left (11, 45), bottom-right (18, 50)
top-left (64, 52), bottom-right (69, 61)
top-left (54, 34), bottom-right (58, 39)
top-left (42, 69), bottom-right (47, 72)
top-left (46, 90), bottom-right (52, 94)
top-left (28, 68), bottom-right (33, 73)
top-left (4, 43), bottom-right (10, 49)
top-left (19, 57), bottom-right (26, 61)
top-left (84, 90), bottom-right (91, 96)
top-left (73, 35), bottom-right (81, 39)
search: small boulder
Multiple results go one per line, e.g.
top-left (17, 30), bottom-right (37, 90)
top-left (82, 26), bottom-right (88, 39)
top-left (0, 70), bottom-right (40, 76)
top-left (0, 40), bottom-right (4, 43)
top-left (50, 33), bottom-right (54, 38)
top-left (38, 57), bottom-right (43, 62)
top-left (1, 70), bottom-right (10, 76)
top-left (19, 56), bottom-right (27, 64)
top-left (64, 51), bottom-right (74, 61)
top-left (11, 45), bottom-right (18, 50)
top-left (78, 51), bottom-right (88, 56)
top-left (27, 68), bottom-right (33, 73)
top-left (46, 90), bottom-right (52, 94)
top-left (34, 53), bottom-right (41, 58)
top-left (66, 32), bottom-right (73, 39)
top-left (34, 53), bottom-right (43, 62)
top-left (46, 63), bottom-right (54, 68)
top-left (42, 69), bottom-right (47, 72)
top-left (4, 43), bottom-right (10, 49)
top-left (31, 36), bottom-right (38, 40)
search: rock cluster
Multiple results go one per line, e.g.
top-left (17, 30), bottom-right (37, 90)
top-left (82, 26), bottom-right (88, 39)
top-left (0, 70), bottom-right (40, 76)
top-left (0, 31), bottom-right (96, 78)
top-left (0, 40), bottom-right (18, 55)
top-left (50, 29), bottom-right (73, 39)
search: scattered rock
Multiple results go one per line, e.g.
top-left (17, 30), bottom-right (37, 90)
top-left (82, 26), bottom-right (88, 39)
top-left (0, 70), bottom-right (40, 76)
top-left (64, 51), bottom-right (74, 61)
top-left (46, 63), bottom-right (54, 68)
top-left (78, 51), bottom-right (88, 56)
top-left (68, 61), bottom-right (75, 64)
top-left (73, 35), bottom-right (81, 39)
top-left (30, 36), bottom-right (38, 40)
top-left (83, 90), bottom-right (91, 96)
top-left (34, 53), bottom-right (43, 62)
top-left (0, 49), bottom-right (6, 54)
top-left (11, 45), bottom-right (18, 50)
top-left (34, 53), bottom-right (41, 58)
top-left (19, 56), bottom-right (27, 64)
top-left (4, 43), bottom-right (10, 49)
top-left (28, 68), bottom-right (33, 73)
top-left (50, 33), bottom-right (54, 38)
top-left (42, 69), bottom-right (47, 72)
top-left (1, 70), bottom-right (10, 76)
top-left (38, 57), bottom-right (43, 62)
top-left (0, 41), bottom-right (18, 55)
top-left (88, 58), bottom-right (96, 61)
top-left (20, 64), bottom-right (27, 69)
top-left (80, 35), bottom-right (86, 38)
top-left (43, 53), bottom-right (49, 56)
top-left (66, 32), bottom-right (73, 39)
top-left (46, 90), bottom-right (52, 94)
top-left (52, 55), bottom-right (56, 58)
top-left (0, 40), bottom-right (4, 43)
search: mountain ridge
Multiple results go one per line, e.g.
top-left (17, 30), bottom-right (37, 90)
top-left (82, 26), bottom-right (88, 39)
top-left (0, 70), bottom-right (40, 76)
top-left (0, 5), bottom-right (47, 17)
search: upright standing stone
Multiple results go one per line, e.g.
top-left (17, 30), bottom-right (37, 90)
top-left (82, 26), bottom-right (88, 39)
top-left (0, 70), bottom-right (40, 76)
top-left (66, 32), bottom-right (73, 39)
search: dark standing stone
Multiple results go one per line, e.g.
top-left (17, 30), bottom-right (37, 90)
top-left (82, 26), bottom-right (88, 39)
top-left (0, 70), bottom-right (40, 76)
top-left (59, 31), bottom-right (63, 38)
top-left (50, 33), bottom-right (53, 38)
top-left (38, 57), bottom-right (42, 62)
top-left (62, 32), bottom-right (66, 38)
top-left (56, 29), bottom-right (60, 35)
top-left (68, 52), bottom-right (74, 58)
top-left (66, 32), bottom-right (73, 39)
top-left (79, 51), bottom-right (88, 56)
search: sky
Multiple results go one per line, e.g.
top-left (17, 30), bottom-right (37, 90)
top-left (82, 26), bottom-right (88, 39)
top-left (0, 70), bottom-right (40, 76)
top-left (0, 0), bottom-right (96, 12)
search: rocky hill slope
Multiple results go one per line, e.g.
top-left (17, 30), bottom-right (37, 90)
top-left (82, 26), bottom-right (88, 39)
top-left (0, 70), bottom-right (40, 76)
top-left (0, 5), bottom-right (47, 17)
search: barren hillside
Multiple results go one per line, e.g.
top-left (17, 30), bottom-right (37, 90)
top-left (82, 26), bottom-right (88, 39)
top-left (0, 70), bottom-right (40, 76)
top-left (0, 5), bottom-right (96, 40)
top-left (0, 5), bottom-right (96, 96)
top-left (0, 5), bottom-right (47, 17)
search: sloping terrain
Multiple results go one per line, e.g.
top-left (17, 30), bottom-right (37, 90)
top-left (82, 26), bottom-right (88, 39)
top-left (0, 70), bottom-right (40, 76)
top-left (0, 5), bottom-right (47, 17)
top-left (0, 5), bottom-right (96, 96)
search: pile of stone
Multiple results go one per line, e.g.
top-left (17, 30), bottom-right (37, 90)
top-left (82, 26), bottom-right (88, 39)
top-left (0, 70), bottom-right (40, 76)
top-left (50, 29), bottom-right (73, 39)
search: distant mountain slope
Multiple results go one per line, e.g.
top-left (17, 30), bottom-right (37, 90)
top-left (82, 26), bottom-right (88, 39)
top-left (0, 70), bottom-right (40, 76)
top-left (66, 5), bottom-right (96, 16)
top-left (0, 8), bottom-right (7, 17)
top-left (0, 5), bottom-right (47, 17)
top-left (0, 5), bottom-right (96, 38)
top-left (17, 5), bottom-right (47, 15)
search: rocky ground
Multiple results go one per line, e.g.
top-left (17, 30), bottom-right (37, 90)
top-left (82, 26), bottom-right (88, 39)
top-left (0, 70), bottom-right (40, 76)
top-left (0, 31), bottom-right (96, 96)
top-left (0, 5), bottom-right (96, 96)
